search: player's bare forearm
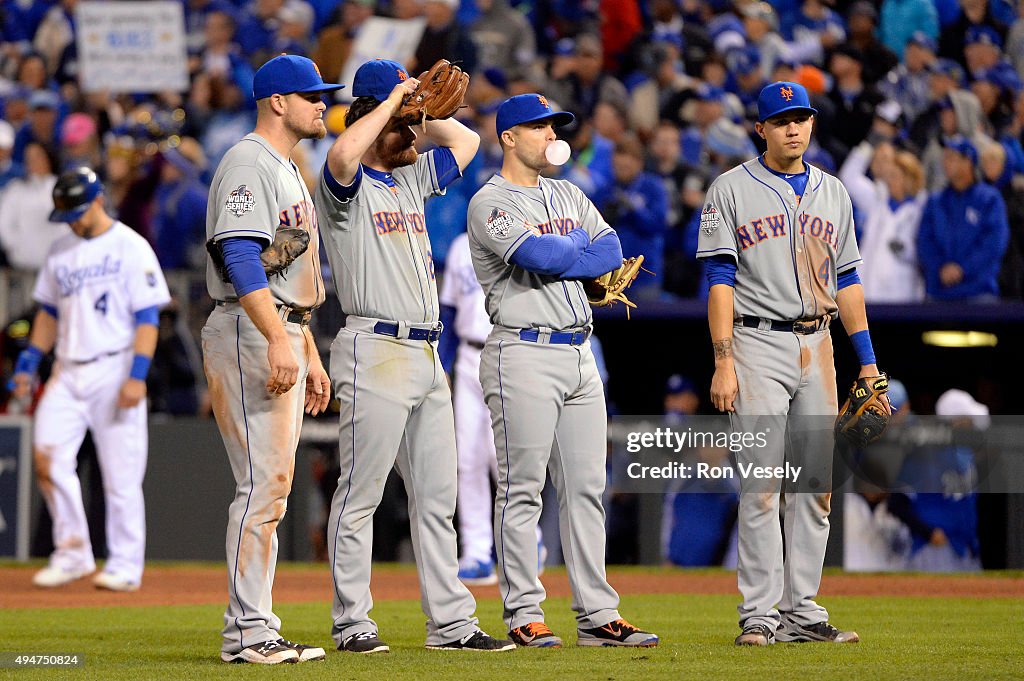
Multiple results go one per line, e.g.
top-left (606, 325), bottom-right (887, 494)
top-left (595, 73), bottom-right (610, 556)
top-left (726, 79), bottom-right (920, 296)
top-left (424, 117), bottom-right (480, 171)
top-left (238, 287), bottom-right (299, 394)
top-left (131, 321), bottom-right (159, 359)
top-left (836, 283), bottom-right (881, 378)
top-left (708, 284), bottom-right (735, 365)
top-left (836, 282), bottom-right (869, 334)
top-left (708, 284), bottom-right (738, 412)
top-left (28, 308), bottom-right (58, 354)
top-left (326, 80), bottom-right (418, 183)
top-left (12, 309), bottom-right (58, 398)
top-left (117, 323), bottom-right (158, 408)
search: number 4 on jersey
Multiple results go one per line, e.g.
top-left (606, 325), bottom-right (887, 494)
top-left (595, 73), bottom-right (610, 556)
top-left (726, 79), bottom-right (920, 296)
top-left (817, 258), bottom-right (830, 286)
top-left (94, 291), bottom-right (108, 315)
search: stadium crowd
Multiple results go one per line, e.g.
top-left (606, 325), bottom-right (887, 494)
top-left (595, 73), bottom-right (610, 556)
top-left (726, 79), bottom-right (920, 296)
top-left (0, 0), bottom-right (1022, 303)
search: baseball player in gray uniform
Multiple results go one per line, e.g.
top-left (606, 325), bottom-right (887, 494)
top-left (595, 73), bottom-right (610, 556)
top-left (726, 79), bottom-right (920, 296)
top-left (312, 58), bottom-right (512, 654)
top-left (203, 55), bottom-right (336, 665)
top-left (697, 82), bottom-right (887, 646)
top-left (467, 94), bottom-right (658, 649)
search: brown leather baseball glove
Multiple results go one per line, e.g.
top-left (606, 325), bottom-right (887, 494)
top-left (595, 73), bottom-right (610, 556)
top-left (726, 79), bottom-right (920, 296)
top-left (584, 256), bottom-right (647, 319)
top-left (261, 227), bottom-right (310, 278)
top-left (398, 59), bottom-right (469, 125)
top-left (835, 373), bottom-right (891, 447)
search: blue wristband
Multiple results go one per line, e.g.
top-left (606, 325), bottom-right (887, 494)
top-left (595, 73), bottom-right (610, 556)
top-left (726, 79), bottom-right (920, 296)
top-left (129, 354), bottom-right (152, 381)
top-left (850, 330), bottom-right (876, 366)
top-left (14, 346), bottom-right (44, 377)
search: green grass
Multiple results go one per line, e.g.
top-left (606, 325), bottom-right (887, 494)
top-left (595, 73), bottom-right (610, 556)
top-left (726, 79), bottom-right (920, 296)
top-left (3, 593), bottom-right (1021, 680)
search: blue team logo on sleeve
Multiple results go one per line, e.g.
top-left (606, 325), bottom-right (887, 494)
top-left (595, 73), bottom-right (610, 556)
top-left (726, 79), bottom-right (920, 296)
top-left (485, 208), bottom-right (514, 238)
top-left (700, 202), bottom-right (720, 236)
top-left (225, 185), bottom-right (256, 217)
top-left (146, 272), bottom-right (157, 287)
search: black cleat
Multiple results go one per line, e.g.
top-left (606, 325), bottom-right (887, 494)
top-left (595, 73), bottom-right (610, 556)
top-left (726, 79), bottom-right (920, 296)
top-left (340, 631), bottom-right (390, 654)
top-left (426, 630), bottom-right (516, 651)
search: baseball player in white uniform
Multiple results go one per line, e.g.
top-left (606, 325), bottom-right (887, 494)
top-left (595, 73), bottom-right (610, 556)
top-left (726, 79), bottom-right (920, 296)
top-left (467, 94), bottom-right (658, 649)
top-left (313, 58), bottom-right (512, 654)
top-left (12, 167), bottom-right (170, 592)
top-left (203, 55), bottom-right (336, 665)
top-left (698, 82), bottom-right (886, 646)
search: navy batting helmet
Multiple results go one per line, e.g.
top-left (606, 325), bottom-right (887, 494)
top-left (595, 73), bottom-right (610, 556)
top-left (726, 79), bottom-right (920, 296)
top-left (49, 166), bottom-right (102, 223)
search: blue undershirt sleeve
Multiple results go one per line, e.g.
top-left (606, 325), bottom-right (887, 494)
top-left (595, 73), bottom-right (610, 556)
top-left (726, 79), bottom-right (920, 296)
top-left (40, 303), bottom-right (57, 319)
top-left (837, 268), bottom-right (861, 290)
top-left (559, 232), bottom-right (624, 279)
top-left (431, 146), bottom-right (461, 191)
top-left (323, 163), bottom-right (363, 202)
top-left (438, 304), bottom-right (458, 374)
top-left (509, 229), bottom-right (590, 275)
top-left (133, 306), bottom-right (160, 326)
top-left (705, 254), bottom-right (737, 287)
top-left (221, 237), bottom-right (269, 297)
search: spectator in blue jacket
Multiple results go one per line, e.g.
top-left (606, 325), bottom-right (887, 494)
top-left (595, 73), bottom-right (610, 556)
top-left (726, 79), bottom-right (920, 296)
top-left (601, 134), bottom-right (668, 297)
top-left (917, 135), bottom-right (1009, 301)
top-left (151, 138), bottom-right (209, 269)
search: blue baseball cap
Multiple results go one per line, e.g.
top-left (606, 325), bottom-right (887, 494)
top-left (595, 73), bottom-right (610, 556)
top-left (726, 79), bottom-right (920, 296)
top-left (930, 58), bottom-right (966, 86)
top-left (352, 58), bottom-right (410, 101)
top-left (965, 24), bottom-right (1002, 48)
top-left (728, 45), bottom-right (761, 76)
top-left (906, 30), bottom-right (937, 52)
top-left (253, 54), bottom-right (344, 100)
top-left (943, 134), bottom-right (977, 165)
top-left (972, 64), bottom-right (1023, 93)
top-left (665, 374), bottom-right (696, 396)
top-left (886, 379), bottom-right (908, 413)
top-left (696, 83), bottom-right (726, 103)
top-left (757, 81), bottom-right (817, 122)
top-left (496, 93), bottom-right (574, 136)
top-left (29, 89), bottom-right (60, 110)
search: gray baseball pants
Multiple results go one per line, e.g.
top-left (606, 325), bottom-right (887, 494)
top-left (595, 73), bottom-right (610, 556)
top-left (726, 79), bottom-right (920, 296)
top-left (479, 327), bottom-right (621, 631)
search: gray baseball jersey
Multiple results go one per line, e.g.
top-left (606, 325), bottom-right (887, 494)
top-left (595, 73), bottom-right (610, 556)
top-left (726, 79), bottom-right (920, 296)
top-left (314, 150), bottom-right (447, 322)
top-left (317, 148), bottom-right (484, 647)
top-left (207, 133), bottom-right (325, 310)
top-left (696, 158), bottom-right (861, 321)
top-left (467, 173), bottom-right (615, 330)
top-left (698, 155), bottom-right (852, 637)
top-left (467, 174), bottom-right (635, 637)
top-left (203, 132), bottom-right (323, 656)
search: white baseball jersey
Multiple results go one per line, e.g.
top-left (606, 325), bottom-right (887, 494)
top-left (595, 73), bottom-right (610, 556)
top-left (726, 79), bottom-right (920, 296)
top-left (696, 158), bottom-right (861, 321)
top-left (439, 233), bottom-right (492, 344)
top-left (33, 221), bottom-right (171, 362)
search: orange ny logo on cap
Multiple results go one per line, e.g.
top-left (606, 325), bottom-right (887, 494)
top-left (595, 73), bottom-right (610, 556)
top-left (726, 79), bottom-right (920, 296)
top-left (780, 85), bottom-right (794, 101)
top-left (397, 69), bottom-right (407, 81)
top-left (537, 95), bottom-right (549, 108)
top-left (313, 62), bottom-right (322, 77)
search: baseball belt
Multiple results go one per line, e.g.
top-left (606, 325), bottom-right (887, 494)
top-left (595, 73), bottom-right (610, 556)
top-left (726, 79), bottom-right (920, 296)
top-left (373, 321), bottom-right (443, 342)
top-left (519, 328), bottom-right (590, 346)
top-left (68, 348), bottom-right (129, 366)
top-left (215, 300), bottom-right (312, 326)
top-left (741, 316), bottom-right (829, 335)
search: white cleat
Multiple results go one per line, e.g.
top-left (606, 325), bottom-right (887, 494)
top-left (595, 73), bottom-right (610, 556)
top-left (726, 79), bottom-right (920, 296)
top-left (92, 571), bottom-right (141, 592)
top-left (32, 565), bottom-right (93, 588)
